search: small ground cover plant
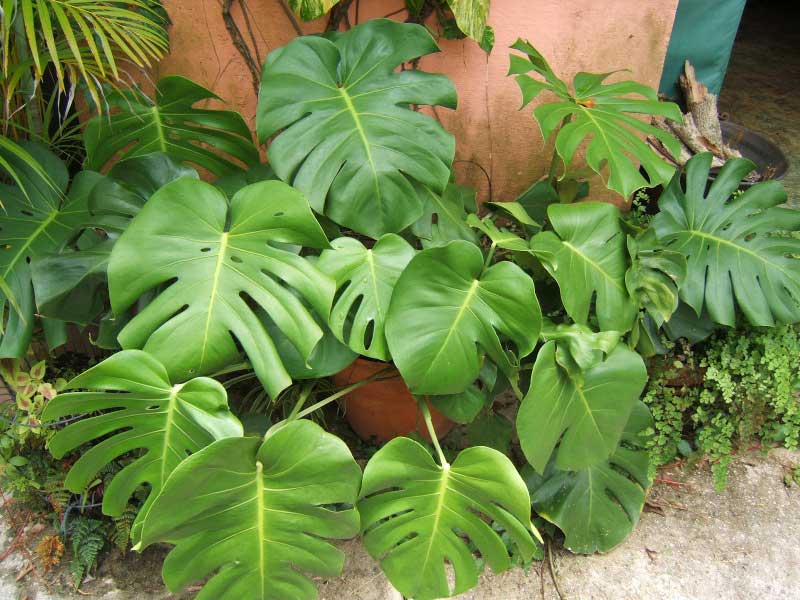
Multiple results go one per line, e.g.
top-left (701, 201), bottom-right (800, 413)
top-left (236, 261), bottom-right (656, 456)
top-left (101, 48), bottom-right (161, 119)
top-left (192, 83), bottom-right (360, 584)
top-left (0, 15), bottom-right (798, 600)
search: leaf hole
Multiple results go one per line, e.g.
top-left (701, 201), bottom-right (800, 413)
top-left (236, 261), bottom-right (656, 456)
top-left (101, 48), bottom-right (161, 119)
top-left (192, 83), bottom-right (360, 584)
top-left (230, 255), bottom-right (243, 263)
top-left (200, 247), bottom-right (211, 253)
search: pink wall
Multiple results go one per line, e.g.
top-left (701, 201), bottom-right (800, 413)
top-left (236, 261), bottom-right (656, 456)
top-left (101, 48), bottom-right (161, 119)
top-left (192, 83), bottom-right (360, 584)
top-left (156, 0), bottom-right (679, 202)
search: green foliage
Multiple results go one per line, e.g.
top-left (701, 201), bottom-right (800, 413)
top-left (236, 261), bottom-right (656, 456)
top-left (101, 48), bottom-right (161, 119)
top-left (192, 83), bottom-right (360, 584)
top-left (652, 153), bottom-right (800, 327)
top-left (643, 324), bottom-right (800, 490)
top-left (257, 19), bottom-right (457, 238)
top-left (43, 350), bottom-right (242, 542)
top-left (359, 436), bottom-right (539, 600)
top-left (67, 515), bottom-right (107, 588)
top-left (84, 76), bottom-right (259, 176)
top-left (524, 402), bottom-right (654, 553)
top-left (108, 177), bottom-right (333, 397)
top-left (385, 240), bottom-right (542, 394)
top-left (138, 420), bottom-right (361, 600)
top-left (509, 39), bottom-right (682, 199)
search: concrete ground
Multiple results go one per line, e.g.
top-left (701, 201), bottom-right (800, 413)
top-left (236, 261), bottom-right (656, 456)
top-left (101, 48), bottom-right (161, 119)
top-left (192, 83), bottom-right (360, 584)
top-left (2, 448), bottom-right (799, 600)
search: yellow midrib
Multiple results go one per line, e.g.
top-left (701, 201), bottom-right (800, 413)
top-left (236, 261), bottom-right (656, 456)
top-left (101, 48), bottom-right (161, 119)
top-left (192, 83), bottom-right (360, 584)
top-left (255, 461), bottom-right (266, 598)
top-left (199, 233), bottom-right (228, 369)
top-left (338, 87), bottom-right (380, 197)
top-left (366, 249), bottom-right (383, 320)
top-left (420, 465), bottom-right (450, 580)
top-left (562, 241), bottom-right (626, 292)
top-left (159, 383), bottom-right (183, 485)
top-left (151, 106), bottom-right (167, 153)
top-left (422, 279), bottom-right (480, 379)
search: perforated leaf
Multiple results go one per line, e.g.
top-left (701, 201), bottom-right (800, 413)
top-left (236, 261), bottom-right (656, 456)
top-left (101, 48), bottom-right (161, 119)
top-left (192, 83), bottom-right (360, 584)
top-left (108, 177), bottom-right (334, 398)
top-left (652, 153), bottom-right (800, 327)
top-left (524, 402), bottom-right (653, 553)
top-left (257, 20), bottom-right (457, 238)
top-left (138, 420), bottom-right (361, 600)
top-left (359, 437), bottom-right (538, 600)
top-left (42, 350), bottom-right (242, 541)
top-left (316, 234), bottom-right (414, 360)
top-left (510, 40), bottom-right (682, 198)
top-left (85, 76), bottom-right (258, 175)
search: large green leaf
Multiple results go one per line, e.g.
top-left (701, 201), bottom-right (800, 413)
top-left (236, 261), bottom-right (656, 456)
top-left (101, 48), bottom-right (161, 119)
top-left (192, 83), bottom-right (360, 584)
top-left (42, 350), bottom-right (242, 541)
top-left (445, 0), bottom-right (490, 43)
top-left (85, 76), bottom-right (258, 175)
top-left (316, 234), bottom-right (415, 360)
top-left (509, 40), bottom-right (682, 198)
top-left (137, 419), bottom-right (361, 600)
top-left (0, 142), bottom-right (88, 356)
top-left (652, 153), bottom-right (800, 327)
top-left (359, 437), bottom-right (538, 600)
top-left (517, 340), bottom-right (646, 472)
top-left (31, 153), bottom-right (197, 325)
top-left (108, 177), bottom-right (334, 398)
top-left (257, 19), bottom-right (457, 239)
top-left (385, 240), bottom-right (542, 394)
top-left (531, 202), bottom-right (635, 332)
top-left (524, 401), bottom-right (654, 554)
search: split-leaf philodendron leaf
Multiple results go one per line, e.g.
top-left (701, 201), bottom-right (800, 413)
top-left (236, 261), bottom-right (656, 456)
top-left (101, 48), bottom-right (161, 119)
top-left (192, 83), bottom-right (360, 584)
top-left (652, 153), bottom-right (800, 327)
top-left (138, 419), bottom-right (361, 600)
top-left (0, 142), bottom-right (90, 356)
top-left (85, 76), bottom-right (259, 176)
top-left (359, 437), bottom-right (539, 600)
top-left (523, 401), bottom-right (653, 554)
top-left (517, 340), bottom-right (647, 472)
top-left (108, 177), bottom-right (334, 399)
top-left (42, 350), bottom-right (242, 542)
top-left (509, 39), bottom-right (683, 199)
top-left (385, 240), bottom-right (542, 394)
top-left (531, 201), bottom-right (636, 332)
top-left (316, 234), bottom-right (415, 360)
top-left (257, 19), bottom-right (457, 238)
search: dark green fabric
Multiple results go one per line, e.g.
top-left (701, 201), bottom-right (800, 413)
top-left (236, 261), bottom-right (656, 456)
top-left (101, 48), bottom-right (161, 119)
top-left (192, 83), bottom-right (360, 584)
top-left (659, 0), bottom-right (746, 99)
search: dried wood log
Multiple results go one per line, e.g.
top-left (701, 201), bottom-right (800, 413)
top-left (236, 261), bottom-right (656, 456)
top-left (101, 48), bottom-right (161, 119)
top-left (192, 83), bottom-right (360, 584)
top-left (679, 61), bottom-right (741, 160)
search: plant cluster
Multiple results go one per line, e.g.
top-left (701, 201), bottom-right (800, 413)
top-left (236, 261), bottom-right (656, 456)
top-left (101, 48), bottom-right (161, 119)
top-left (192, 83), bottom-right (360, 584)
top-left (0, 13), bottom-right (798, 600)
top-left (644, 323), bottom-right (800, 490)
top-left (0, 354), bottom-right (141, 587)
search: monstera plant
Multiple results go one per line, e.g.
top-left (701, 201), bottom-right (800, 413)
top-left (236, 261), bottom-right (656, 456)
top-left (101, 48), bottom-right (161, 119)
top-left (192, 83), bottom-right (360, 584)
top-left (18, 18), bottom-right (799, 600)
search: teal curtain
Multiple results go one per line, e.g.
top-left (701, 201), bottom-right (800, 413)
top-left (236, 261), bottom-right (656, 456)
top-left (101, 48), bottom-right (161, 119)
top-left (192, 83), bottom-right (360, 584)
top-left (659, 0), bottom-right (747, 99)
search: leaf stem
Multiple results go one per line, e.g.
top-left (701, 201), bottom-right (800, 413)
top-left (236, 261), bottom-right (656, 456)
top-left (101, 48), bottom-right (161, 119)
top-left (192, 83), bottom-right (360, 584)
top-left (509, 377), bottom-right (525, 401)
top-left (419, 398), bottom-right (448, 468)
top-left (482, 242), bottom-right (497, 273)
top-left (290, 366), bottom-right (394, 421)
top-left (287, 382), bottom-right (315, 420)
top-left (546, 115), bottom-right (572, 186)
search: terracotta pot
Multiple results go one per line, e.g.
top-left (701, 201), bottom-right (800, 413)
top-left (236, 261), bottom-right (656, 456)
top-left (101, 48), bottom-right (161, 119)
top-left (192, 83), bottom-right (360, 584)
top-left (333, 358), bottom-right (454, 443)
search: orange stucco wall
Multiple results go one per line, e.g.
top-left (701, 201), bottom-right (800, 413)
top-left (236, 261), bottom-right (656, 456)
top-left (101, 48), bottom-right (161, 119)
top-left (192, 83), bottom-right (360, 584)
top-left (156, 0), bottom-right (679, 202)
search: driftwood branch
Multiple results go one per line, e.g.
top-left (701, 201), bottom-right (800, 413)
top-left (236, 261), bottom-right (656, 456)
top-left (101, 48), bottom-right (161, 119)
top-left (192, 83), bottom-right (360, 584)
top-left (650, 60), bottom-right (740, 168)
